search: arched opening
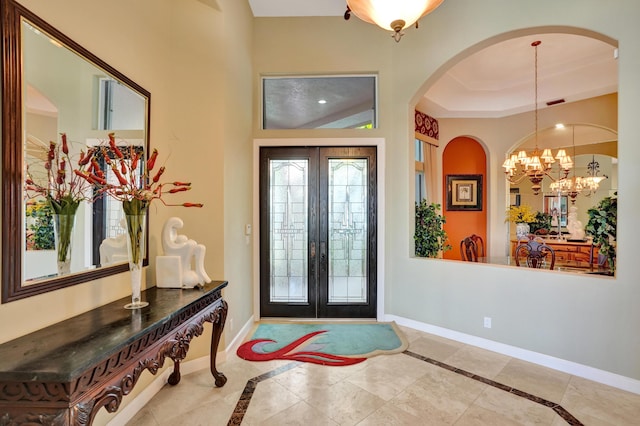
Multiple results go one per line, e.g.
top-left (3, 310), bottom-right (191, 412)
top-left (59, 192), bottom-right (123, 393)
top-left (413, 28), bottom-right (617, 270)
top-left (442, 137), bottom-right (487, 260)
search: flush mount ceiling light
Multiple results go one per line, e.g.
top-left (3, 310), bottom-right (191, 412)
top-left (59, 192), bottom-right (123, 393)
top-left (344, 0), bottom-right (445, 42)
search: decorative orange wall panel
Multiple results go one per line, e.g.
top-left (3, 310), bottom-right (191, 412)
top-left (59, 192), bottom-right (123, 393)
top-left (442, 137), bottom-right (487, 260)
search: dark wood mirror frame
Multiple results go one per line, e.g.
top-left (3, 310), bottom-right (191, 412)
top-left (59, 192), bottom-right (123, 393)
top-left (1, 0), bottom-right (151, 303)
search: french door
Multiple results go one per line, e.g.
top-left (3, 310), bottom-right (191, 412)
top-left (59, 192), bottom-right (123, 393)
top-left (259, 147), bottom-right (377, 318)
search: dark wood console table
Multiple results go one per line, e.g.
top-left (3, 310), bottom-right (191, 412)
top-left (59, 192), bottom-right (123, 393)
top-left (0, 281), bottom-right (228, 425)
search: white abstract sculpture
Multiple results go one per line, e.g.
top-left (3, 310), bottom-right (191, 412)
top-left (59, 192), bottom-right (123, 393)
top-left (567, 205), bottom-right (586, 240)
top-left (99, 219), bottom-right (129, 266)
top-left (156, 217), bottom-right (211, 288)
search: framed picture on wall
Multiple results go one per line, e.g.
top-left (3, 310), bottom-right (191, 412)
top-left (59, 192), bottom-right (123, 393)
top-left (446, 174), bottom-right (482, 211)
top-left (544, 195), bottom-right (568, 227)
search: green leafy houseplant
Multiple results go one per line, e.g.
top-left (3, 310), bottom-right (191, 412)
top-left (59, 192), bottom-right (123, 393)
top-left (585, 193), bottom-right (617, 273)
top-left (529, 211), bottom-right (552, 234)
top-left (414, 200), bottom-right (451, 258)
top-left (25, 200), bottom-right (54, 250)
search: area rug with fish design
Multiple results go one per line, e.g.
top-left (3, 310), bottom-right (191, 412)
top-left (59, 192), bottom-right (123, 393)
top-left (236, 321), bottom-right (408, 366)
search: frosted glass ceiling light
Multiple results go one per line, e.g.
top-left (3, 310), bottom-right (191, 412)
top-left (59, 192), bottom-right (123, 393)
top-left (344, 0), bottom-right (445, 42)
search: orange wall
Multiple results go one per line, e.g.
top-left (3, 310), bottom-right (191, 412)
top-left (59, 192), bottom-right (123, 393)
top-left (442, 137), bottom-right (487, 260)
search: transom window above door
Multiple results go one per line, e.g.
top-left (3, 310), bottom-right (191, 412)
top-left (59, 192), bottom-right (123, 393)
top-left (262, 75), bottom-right (377, 129)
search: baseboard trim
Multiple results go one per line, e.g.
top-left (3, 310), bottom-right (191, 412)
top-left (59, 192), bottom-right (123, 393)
top-left (107, 317), bottom-right (255, 426)
top-left (385, 314), bottom-right (640, 395)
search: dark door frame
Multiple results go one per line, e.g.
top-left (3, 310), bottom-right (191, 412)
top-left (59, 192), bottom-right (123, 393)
top-left (252, 138), bottom-right (385, 322)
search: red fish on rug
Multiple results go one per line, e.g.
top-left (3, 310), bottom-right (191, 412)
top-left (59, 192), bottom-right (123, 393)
top-left (237, 330), bottom-right (367, 366)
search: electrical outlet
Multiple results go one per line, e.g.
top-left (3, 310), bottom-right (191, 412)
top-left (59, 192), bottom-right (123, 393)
top-left (483, 317), bottom-right (492, 329)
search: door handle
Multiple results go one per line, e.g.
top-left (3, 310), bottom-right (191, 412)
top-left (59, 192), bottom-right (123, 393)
top-left (320, 241), bottom-right (327, 272)
top-left (310, 241), bottom-right (316, 276)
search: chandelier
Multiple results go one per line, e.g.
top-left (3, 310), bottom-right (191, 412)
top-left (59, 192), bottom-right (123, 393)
top-left (344, 0), bottom-right (445, 42)
top-left (502, 40), bottom-right (573, 195)
top-left (549, 126), bottom-right (606, 203)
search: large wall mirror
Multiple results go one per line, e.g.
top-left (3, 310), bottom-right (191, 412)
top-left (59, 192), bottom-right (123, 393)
top-left (509, 123), bottom-right (617, 232)
top-left (1, 0), bottom-right (150, 302)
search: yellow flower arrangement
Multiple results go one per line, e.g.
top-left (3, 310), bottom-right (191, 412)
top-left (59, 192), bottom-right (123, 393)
top-left (506, 204), bottom-right (537, 223)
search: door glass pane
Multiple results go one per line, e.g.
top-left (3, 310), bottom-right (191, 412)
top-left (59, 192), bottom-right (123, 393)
top-left (328, 159), bottom-right (368, 303)
top-left (269, 160), bottom-right (308, 303)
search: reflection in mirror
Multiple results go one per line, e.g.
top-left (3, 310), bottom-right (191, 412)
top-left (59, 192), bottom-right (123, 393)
top-left (508, 124), bottom-right (617, 234)
top-left (262, 75), bottom-right (377, 129)
top-left (1, 0), bottom-right (150, 302)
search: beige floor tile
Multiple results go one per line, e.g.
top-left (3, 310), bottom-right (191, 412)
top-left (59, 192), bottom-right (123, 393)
top-left (455, 403), bottom-right (529, 426)
top-left (132, 378), bottom-right (223, 423)
top-left (561, 375), bottom-right (640, 425)
top-left (126, 407), bottom-right (159, 426)
top-left (395, 325), bottom-right (424, 343)
top-left (158, 395), bottom-right (239, 426)
top-left (357, 403), bottom-right (426, 425)
top-left (242, 378), bottom-right (301, 424)
top-left (462, 385), bottom-right (556, 425)
top-left (406, 335), bottom-right (462, 361)
top-left (388, 364), bottom-right (486, 423)
top-left (493, 358), bottom-right (571, 403)
top-left (303, 379), bottom-right (385, 426)
top-left (345, 355), bottom-right (427, 400)
top-left (126, 326), bottom-right (640, 426)
top-left (273, 359), bottom-right (368, 400)
top-left (444, 345), bottom-right (511, 379)
top-left (259, 400), bottom-right (338, 426)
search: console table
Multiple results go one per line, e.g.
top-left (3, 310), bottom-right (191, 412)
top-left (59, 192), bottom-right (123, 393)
top-left (0, 281), bottom-right (228, 425)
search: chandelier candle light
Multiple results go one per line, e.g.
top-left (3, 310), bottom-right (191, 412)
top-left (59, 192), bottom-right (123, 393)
top-left (502, 41), bottom-right (574, 195)
top-left (549, 125), bottom-right (606, 203)
top-left (345, 0), bottom-right (445, 42)
top-left (75, 133), bottom-right (203, 309)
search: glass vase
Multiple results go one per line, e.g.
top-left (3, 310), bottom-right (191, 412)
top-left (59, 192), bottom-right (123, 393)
top-left (48, 197), bottom-right (80, 276)
top-left (123, 199), bottom-right (149, 309)
top-left (52, 212), bottom-right (76, 275)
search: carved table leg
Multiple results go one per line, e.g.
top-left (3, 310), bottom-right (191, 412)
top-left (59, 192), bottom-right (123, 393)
top-left (168, 359), bottom-right (181, 385)
top-left (210, 299), bottom-right (228, 387)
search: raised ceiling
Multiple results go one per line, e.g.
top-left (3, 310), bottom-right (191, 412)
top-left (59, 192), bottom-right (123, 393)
top-left (247, 1), bottom-right (618, 120)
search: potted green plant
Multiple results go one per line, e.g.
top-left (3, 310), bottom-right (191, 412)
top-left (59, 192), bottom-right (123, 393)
top-left (25, 200), bottom-right (54, 250)
top-left (529, 211), bottom-right (552, 235)
top-left (414, 200), bottom-right (451, 258)
top-left (585, 193), bottom-right (617, 274)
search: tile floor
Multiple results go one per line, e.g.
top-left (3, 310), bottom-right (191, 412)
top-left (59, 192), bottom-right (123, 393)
top-left (127, 325), bottom-right (640, 425)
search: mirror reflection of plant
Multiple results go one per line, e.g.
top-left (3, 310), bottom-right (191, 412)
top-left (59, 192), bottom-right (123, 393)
top-left (529, 211), bottom-right (552, 234)
top-left (25, 133), bottom-right (94, 211)
top-left (585, 193), bottom-right (617, 273)
top-left (25, 133), bottom-right (94, 269)
top-left (506, 204), bottom-right (537, 223)
top-left (414, 200), bottom-right (451, 258)
top-left (25, 200), bottom-right (54, 250)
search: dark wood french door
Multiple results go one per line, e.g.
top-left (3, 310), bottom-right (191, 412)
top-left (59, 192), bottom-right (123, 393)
top-left (259, 147), bottom-right (377, 318)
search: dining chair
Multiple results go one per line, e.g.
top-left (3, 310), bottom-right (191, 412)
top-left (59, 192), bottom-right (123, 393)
top-left (514, 239), bottom-right (555, 270)
top-left (460, 234), bottom-right (485, 262)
